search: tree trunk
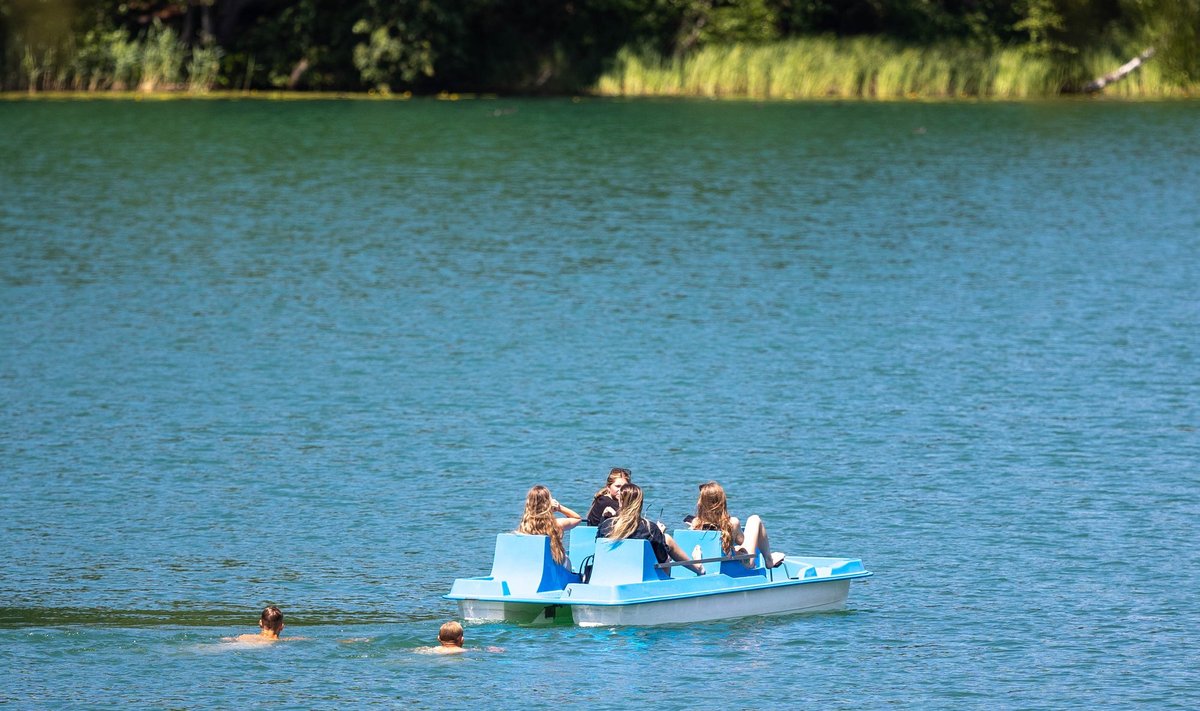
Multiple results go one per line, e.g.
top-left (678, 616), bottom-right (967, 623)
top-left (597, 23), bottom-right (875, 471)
top-left (1084, 48), bottom-right (1156, 93)
top-left (675, 1), bottom-right (713, 58)
top-left (202, 3), bottom-right (213, 41)
top-left (287, 58), bottom-right (310, 89)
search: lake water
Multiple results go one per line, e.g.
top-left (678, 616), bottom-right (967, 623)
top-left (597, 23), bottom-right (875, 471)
top-left (1, 97), bottom-right (1197, 708)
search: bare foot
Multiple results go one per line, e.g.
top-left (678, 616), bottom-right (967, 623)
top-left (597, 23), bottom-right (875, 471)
top-left (768, 552), bottom-right (787, 568)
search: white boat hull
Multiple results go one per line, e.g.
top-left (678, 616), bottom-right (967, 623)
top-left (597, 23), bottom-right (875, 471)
top-left (571, 579), bottom-right (851, 627)
top-left (457, 599), bottom-right (569, 626)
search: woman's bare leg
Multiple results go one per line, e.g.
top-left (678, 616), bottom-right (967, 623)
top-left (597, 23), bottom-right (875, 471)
top-left (737, 515), bottom-right (786, 568)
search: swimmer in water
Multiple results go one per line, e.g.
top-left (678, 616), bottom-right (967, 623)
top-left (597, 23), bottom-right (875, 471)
top-left (227, 605), bottom-right (285, 643)
top-left (415, 621), bottom-right (503, 654)
top-left (433, 621), bottom-right (466, 654)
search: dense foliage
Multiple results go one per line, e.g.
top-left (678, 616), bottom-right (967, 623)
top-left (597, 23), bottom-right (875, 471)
top-left (1, 0), bottom-right (1197, 93)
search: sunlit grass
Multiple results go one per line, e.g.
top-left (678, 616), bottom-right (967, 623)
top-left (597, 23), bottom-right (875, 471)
top-left (6, 22), bottom-right (210, 93)
top-left (595, 38), bottom-right (1200, 99)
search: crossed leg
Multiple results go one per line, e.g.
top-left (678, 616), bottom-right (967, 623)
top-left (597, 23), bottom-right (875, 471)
top-left (735, 514), bottom-right (786, 568)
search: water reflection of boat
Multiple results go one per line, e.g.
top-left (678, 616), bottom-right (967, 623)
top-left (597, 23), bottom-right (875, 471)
top-left (445, 526), bottom-right (872, 626)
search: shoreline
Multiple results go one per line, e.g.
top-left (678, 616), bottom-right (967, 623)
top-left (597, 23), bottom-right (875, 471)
top-left (2, 89), bottom-right (1197, 103)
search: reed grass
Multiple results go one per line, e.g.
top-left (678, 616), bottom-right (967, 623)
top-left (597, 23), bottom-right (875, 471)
top-left (4, 22), bottom-right (218, 93)
top-left (595, 37), bottom-right (1199, 99)
top-left (187, 45), bottom-right (223, 93)
top-left (138, 23), bottom-right (184, 92)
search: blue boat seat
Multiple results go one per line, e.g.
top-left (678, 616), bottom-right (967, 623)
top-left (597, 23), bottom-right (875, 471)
top-left (671, 528), bottom-right (764, 578)
top-left (667, 529), bottom-right (721, 579)
top-left (488, 533), bottom-right (581, 596)
top-left (670, 529), bottom-right (722, 557)
top-left (588, 538), bottom-right (670, 586)
top-left (569, 526), bottom-right (598, 574)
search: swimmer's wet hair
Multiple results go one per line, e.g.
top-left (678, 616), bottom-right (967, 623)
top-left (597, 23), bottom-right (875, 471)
top-left (259, 605), bottom-right (284, 633)
top-left (438, 621), bottom-right (464, 643)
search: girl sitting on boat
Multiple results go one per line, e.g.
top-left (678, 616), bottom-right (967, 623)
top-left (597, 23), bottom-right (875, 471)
top-left (598, 483), bottom-right (705, 576)
top-left (689, 481), bottom-right (786, 568)
top-left (516, 485), bottom-right (582, 569)
top-left (585, 467), bottom-right (631, 526)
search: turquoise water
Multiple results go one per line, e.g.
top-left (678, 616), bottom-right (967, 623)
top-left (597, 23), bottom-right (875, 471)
top-left (1, 98), bottom-right (1198, 708)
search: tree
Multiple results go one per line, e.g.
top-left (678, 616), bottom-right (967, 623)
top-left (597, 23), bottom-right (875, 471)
top-left (1131, 0), bottom-right (1200, 81)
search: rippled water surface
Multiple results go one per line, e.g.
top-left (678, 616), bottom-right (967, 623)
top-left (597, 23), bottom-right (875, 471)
top-left (1, 98), bottom-right (1198, 708)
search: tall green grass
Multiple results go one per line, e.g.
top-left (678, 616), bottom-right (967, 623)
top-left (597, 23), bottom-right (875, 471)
top-left (1076, 48), bottom-right (1185, 97)
top-left (4, 22), bottom-right (222, 93)
top-left (5, 29), bottom-right (1195, 97)
top-left (594, 37), bottom-right (1199, 99)
top-left (186, 45), bottom-right (224, 94)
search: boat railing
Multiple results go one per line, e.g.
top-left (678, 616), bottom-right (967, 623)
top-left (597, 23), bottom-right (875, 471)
top-left (662, 553), bottom-right (806, 582)
top-left (654, 553), bottom-right (753, 569)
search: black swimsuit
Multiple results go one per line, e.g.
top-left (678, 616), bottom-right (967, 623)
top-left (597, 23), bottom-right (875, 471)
top-left (585, 494), bottom-right (620, 526)
top-left (598, 517), bottom-right (670, 564)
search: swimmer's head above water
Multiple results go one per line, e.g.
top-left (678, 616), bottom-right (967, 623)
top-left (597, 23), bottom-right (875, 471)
top-left (438, 621), bottom-right (464, 649)
top-left (259, 606), bottom-right (284, 638)
top-left (225, 605), bottom-right (289, 644)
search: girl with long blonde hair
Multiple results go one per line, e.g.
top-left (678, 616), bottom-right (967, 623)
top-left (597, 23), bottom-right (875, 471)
top-left (690, 481), bottom-right (786, 568)
top-left (516, 485), bottom-right (582, 566)
top-left (598, 483), bottom-right (705, 576)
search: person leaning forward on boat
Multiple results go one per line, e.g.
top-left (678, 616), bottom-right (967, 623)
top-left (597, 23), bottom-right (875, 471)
top-left (585, 467), bottom-right (631, 526)
top-left (598, 483), bottom-right (705, 576)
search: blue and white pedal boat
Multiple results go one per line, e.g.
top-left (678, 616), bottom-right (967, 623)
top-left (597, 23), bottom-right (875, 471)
top-left (446, 526), bottom-right (872, 627)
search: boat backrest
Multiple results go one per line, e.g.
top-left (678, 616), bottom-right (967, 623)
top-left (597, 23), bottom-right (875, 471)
top-left (568, 526), bottom-right (598, 573)
top-left (488, 533), bottom-right (580, 595)
top-left (671, 529), bottom-right (722, 557)
top-left (668, 529), bottom-right (722, 579)
top-left (671, 528), bottom-right (764, 578)
top-left (588, 538), bottom-right (669, 586)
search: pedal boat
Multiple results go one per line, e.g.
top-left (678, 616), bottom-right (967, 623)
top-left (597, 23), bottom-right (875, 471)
top-left (445, 526), bottom-right (872, 626)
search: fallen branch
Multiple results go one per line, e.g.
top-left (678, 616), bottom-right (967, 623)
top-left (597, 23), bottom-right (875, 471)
top-left (1084, 48), bottom-right (1156, 93)
top-left (287, 57), bottom-right (310, 90)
